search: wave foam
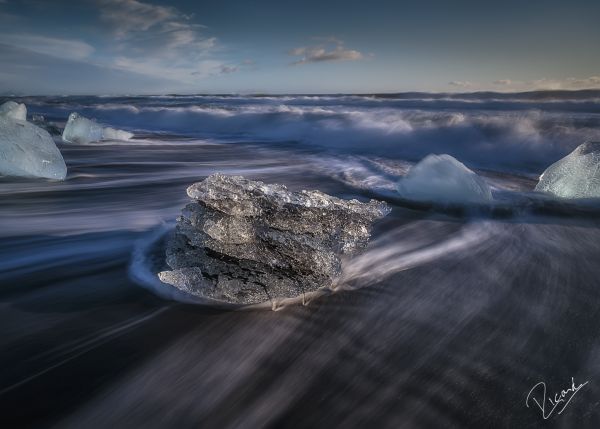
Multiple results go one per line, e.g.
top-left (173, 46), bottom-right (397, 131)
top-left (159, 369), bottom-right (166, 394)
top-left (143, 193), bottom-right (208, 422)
top-left (14, 94), bottom-right (600, 172)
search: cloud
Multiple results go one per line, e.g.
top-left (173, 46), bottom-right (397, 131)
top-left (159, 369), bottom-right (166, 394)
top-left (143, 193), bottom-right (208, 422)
top-left (1, 0), bottom-right (244, 87)
top-left (96, 0), bottom-right (182, 37)
top-left (289, 38), bottom-right (363, 65)
top-left (218, 65), bottom-right (238, 74)
top-left (446, 77), bottom-right (600, 92)
top-left (537, 76), bottom-right (600, 89)
top-left (567, 76), bottom-right (600, 87)
top-left (188, 61), bottom-right (237, 76)
top-left (448, 77), bottom-right (600, 92)
top-left (0, 0), bottom-right (26, 24)
top-left (0, 33), bottom-right (94, 60)
top-left (492, 77), bottom-right (600, 91)
top-left (95, 0), bottom-right (214, 54)
top-left (94, 0), bottom-right (223, 81)
top-left (448, 81), bottom-right (473, 88)
top-left (114, 56), bottom-right (226, 81)
top-left (189, 59), bottom-right (257, 77)
top-left (0, 43), bottom-right (177, 95)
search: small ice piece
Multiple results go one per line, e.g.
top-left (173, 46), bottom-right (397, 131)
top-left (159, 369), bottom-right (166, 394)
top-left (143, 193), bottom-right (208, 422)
top-left (0, 116), bottom-right (67, 180)
top-left (0, 101), bottom-right (27, 121)
top-left (535, 142), bottom-right (600, 199)
top-left (396, 154), bottom-right (492, 204)
top-left (62, 113), bottom-right (103, 144)
top-left (62, 112), bottom-right (133, 144)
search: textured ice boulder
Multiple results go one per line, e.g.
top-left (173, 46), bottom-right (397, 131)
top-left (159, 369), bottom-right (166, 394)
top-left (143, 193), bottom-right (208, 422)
top-left (396, 154), bottom-right (492, 204)
top-left (0, 116), bottom-right (67, 180)
top-left (0, 101), bottom-right (27, 121)
top-left (159, 174), bottom-right (390, 305)
top-left (62, 112), bottom-right (133, 144)
top-left (535, 142), bottom-right (600, 199)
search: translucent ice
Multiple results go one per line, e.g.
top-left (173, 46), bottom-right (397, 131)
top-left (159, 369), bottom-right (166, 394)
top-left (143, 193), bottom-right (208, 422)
top-left (396, 154), bottom-right (492, 204)
top-left (160, 174), bottom-right (390, 304)
top-left (62, 112), bottom-right (133, 144)
top-left (535, 142), bottom-right (600, 199)
top-left (0, 101), bottom-right (27, 121)
top-left (62, 113), bottom-right (103, 144)
top-left (0, 116), bottom-right (67, 180)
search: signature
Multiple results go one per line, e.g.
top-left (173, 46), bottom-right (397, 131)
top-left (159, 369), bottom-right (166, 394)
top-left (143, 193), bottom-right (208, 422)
top-left (526, 377), bottom-right (589, 419)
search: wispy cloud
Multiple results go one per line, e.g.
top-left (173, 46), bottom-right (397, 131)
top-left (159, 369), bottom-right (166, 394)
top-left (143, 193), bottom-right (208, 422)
top-left (96, 0), bottom-right (179, 36)
top-left (489, 77), bottom-right (600, 90)
top-left (448, 81), bottom-right (473, 88)
top-left (218, 65), bottom-right (238, 74)
top-left (0, 42), bottom-right (176, 95)
top-left (95, 0), bottom-right (222, 81)
top-left (189, 59), bottom-right (256, 77)
top-left (289, 38), bottom-right (363, 65)
top-left (531, 76), bottom-right (600, 90)
top-left (187, 60), bottom-right (235, 77)
top-left (0, 0), bottom-right (22, 22)
top-left (96, 0), bottom-right (214, 51)
top-left (0, 33), bottom-right (94, 60)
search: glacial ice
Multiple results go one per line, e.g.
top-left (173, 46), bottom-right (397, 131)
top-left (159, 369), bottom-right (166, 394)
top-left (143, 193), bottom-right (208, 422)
top-left (535, 142), bottom-right (600, 199)
top-left (160, 174), bottom-right (390, 304)
top-left (0, 101), bottom-right (27, 121)
top-left (396, 154), bottom-right (492, 204)
top-left (0, 116), bottom-right (67, 180)
top-left (62, 112), bottom-right (133, 144)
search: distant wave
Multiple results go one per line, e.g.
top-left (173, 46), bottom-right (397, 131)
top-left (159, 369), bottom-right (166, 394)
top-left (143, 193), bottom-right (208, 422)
top-left (7, 93), bottom-right (600, 172)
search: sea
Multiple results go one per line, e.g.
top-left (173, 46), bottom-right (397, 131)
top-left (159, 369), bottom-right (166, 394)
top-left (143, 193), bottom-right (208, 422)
top-left (1, 91), bottom-right (600, 428)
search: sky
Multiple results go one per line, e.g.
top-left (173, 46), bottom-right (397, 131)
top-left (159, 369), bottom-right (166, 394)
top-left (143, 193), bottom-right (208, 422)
top-left (0, 0), bottom-right (599, 94)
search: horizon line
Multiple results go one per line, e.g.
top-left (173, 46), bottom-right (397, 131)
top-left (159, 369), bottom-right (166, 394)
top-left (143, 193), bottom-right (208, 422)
top-left (3, 88), bottom-right (600, 98)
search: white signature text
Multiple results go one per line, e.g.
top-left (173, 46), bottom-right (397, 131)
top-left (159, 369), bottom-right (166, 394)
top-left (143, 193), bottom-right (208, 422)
top-left (526, 377), bottom-right (589, 419)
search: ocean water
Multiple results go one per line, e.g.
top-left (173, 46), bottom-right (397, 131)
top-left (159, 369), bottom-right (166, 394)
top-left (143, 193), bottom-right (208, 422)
top-left (1, 92), bottom-right (600, 428)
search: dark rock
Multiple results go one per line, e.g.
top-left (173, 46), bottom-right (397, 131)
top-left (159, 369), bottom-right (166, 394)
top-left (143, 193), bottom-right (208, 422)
top-left (159, 174), bottom-right (390, 304)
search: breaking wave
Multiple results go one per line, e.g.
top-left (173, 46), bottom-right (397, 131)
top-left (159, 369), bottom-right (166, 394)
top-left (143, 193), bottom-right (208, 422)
top-left (13, 93), bottom-right (600, 173)
top-left (3, 92), bottom-right (600, 427)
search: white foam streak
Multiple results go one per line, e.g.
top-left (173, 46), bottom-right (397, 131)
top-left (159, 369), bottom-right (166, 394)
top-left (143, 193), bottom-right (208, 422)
top-left (338, 221), bottom-right (496, 287)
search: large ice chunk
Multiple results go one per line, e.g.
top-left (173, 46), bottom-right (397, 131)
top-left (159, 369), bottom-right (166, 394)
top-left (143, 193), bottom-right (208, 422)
top-left (535, 142), bottom-right (600, 199)
top-left (396, 154), bottom-right (492, 204)
top-left (0, 101), bottom-right (27, 121)
top-left (0, 116), bottom-right (67, 180)
top-left (62, 112), bottom-right (133, 144)
top-left (159, 174), bottom-right (390, 304)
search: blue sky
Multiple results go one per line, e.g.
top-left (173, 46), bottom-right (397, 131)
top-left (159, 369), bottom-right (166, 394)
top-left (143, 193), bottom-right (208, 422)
top-left (1, 0), bottom-right (599, 94)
